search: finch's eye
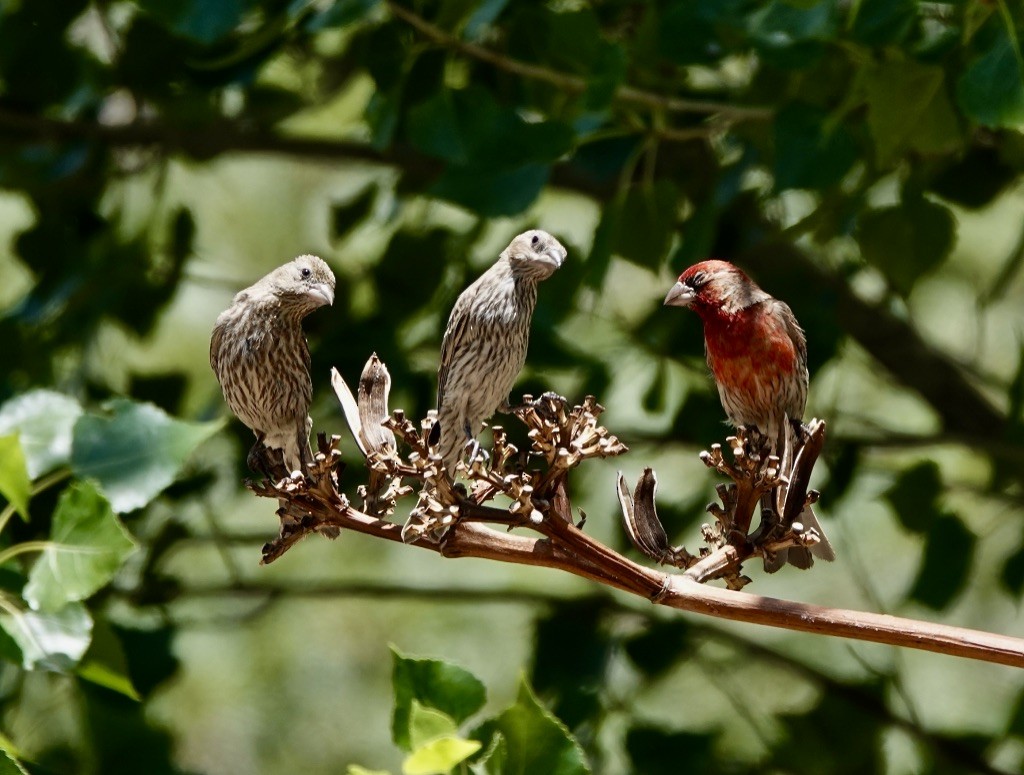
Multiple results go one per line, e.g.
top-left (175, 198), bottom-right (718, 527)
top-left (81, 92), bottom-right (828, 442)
top-left (531, 235), bottom-right (539, 246)
top-left (689, 272), bottom-right (707, 289)
top-left (301, 267), bottom-right (312, 278)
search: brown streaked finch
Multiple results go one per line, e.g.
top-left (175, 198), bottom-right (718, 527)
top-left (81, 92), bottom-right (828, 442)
top-left (210, 254), bottom-right (335, 477)
top-left (430, 230), bottom-right (566, 476)
top-left (664, 259), bottom-right (834, 570)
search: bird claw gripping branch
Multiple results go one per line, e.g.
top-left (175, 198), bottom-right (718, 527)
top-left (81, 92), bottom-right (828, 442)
top-left (247, 354), bottom-right (629, 549)
top-left (251, 432), bottom-right (348, 564)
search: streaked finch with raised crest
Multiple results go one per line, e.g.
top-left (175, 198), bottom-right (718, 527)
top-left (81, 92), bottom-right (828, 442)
top-left (210, 254), bottom-right (335, 477)
top-left (664, 259), bottom-right (834, 570)
top-left (431, 230), bottom-right (566, 475)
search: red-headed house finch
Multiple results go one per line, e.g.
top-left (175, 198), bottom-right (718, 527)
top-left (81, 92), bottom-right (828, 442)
top-left (210, 254), bottom-right (335, 477)
top-left (664, 259), bottom-right (834, 570)
top-left (430, 230), bottom-right (567, 475)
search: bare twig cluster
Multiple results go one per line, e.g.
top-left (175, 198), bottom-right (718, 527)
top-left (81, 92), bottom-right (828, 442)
top-left (243, 354), bottom-right (1024, 669)
top-left (618, 422), bottom-right (829, 590)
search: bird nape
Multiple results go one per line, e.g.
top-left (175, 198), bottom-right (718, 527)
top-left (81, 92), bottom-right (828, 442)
top-left (210, 254), bottom-right (336, 480)
top-left (664, 259), bottom-right (834, 570)
top-left (433, 229), bottom-right (567, 477)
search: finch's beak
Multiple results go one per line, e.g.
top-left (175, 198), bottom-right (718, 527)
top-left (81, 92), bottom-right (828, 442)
top-left (308, 283), bottom-right (335, 307)
top-left (542, 246), bottom-right (566, 270)
top-left (663, 281), bottom-right (694, 308)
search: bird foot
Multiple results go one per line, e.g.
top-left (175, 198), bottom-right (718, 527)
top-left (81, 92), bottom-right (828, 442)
top-left (463, 439), bottom-right (490, 466)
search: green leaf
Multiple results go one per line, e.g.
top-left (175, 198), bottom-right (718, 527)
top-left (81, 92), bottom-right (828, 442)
top-left (957, 27), bottom-right (1024, 129)
top-left (1001, 542), bottom-right (1024, 596)
top-left (403, 736), bottom-right (481, 775)
top-left (407, 92), bottom-right (470, 163)
top-left (773, 103), bottom-right (857, 190)
top-left (431, 164), bottom-right (552, 218)
top-left (71, 399), bottom-right (221, 513)
top-left (391, 648), bottom-right (487, 752)
top-left (473, 677), bottom-right (590, 775)
top-left (625, 725), bottom-right (716, 774)
top-left (849, 0), bottom-right (917, 46)
top-left (856, 196), bottom-right (955, 295)
top-left (623, 620), bottom-right (693, 679)
top-left (143, 0), bottom-right (249, 44)
top-left (862, 59), bottom-right (962, 167)
top-left (332, 184), bottom-right (378, 241)
top-left (613, 182), bottom-right (679, 268)
top-left (23, 481), bottom-right (137, 612)
top-left (0, 730), bottom-right (29, 775)
top-left (76, 614), bottom-right (140, 700)
top-left (0, 436), bottom-right (30, 523)
top-left (747, 0), bottom-right (836, 68)
top-left (347, 767), bottom-right (391, 775)
top-left (0, 390), bottom-right (82, 479)
top-left (908, 513), bottom-right (975, 610)
top-left (0, 601), bottom-right (92, 672)
top-left (659, 0), bottom-right (746, 65)
top-left (409, 701), bottom-right (459, 750)
top-left (884, 460), bottom-right (942, 533)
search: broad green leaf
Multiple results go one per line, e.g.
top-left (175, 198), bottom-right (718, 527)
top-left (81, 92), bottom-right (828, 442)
top-left (0, 619), bottom-right (22, 665)
top-left (0, 436), bottom-right (29, 522)
top-left (659, 0), bottom-right (747, 65)
top-left (391, 648), bottom-right (486, 752)
top-left (773, 103), bottom-right (857, 190)
top-left (409, 700), bottom-right (459, 750)
top-left (71, 399), bottom-right (221, 513)
top-left (76, 617), bottom-right (140, 700)
top-left (613, 182), bottom-right (679, 268)
top-left (474, 677), bottom-right (590, 775)
top-left (626, 725), bottom-right (716, 773)
top-left (856, 196), bottom-right (955, 295)
top-left (143, 0), bottom-right (249, 44)
top-left (0, 390), bottom-right (82, 478)
top-left (431, 164), bottom-right (551, 217)
top-left (1001, 543), bottom-right (1024, 597)
top-left (24, 481), bottom-right (136, 612)
top-left (862, 59), bottom-right (961, 167)
top-left (884, 461), bottom-right (942, 533)
top-left (957, 27), bottom-right (1024, 129)
top-left (403, 736), bottom-right (481, 775)
top-left (0, 601), bottom-right (92, 672)
top-left (909, 514), bottom-right (975, 610)
top-left (0, 730), bottom-right (28, 775)
top-left (747, 0), bottom-right (836, 68)
top-left (332, 185), bottom-right (378, 241)
top-left (0, 753), bottom-right (27, 775)
top-left (582, 42), bottom-right (626, 112)
top-left (407, 92), bottom-right (469, 163)
top-left (849, 0), bottom-right (916, 46)
top-left (623, 620), bottom-right (693, 679)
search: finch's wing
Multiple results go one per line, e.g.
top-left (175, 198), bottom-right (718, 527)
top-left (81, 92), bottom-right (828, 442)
top-left (773, 299), bottom-right (807, 366)
top-left (771, 298), bottom-right (809, 418)
top-left (209, 322), bottom-right (225, 378)
top-left (436, 299), bottom-right (472, 410)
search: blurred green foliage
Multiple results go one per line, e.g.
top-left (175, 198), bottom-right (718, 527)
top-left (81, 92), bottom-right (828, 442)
top-left (0, 0), bottom-right (1024, 773)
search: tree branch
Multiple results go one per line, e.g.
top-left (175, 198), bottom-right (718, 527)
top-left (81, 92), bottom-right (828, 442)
top-left (247, 369), bottom-right (1024, 670)
top-left (383, 2), bottom-right (772, 122)
top-left (263, 490), bottom-right (1024, 668)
